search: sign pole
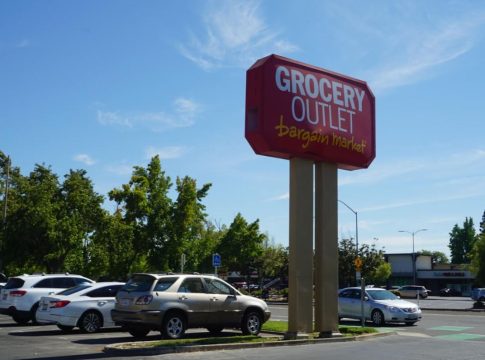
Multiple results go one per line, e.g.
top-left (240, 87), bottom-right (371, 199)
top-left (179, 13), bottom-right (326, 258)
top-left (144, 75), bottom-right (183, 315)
top-left (314, 162), bottom-right (339, 337)
top-left (286, 158), bottom-right (314, 339)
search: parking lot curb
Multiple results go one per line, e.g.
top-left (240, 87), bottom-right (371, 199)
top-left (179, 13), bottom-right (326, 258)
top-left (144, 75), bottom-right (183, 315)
top-left (103, 331), bottom-right (395, 356)
top-left (422, 308), bottom-right (485, 312)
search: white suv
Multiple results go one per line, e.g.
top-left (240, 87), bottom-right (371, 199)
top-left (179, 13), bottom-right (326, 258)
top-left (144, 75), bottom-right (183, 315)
top-left (0, 273), bottom-right (93, 324)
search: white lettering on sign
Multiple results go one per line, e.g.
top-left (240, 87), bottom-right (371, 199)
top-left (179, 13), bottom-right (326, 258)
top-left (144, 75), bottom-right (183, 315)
top-left (275, 65), bottom-right (367, 136)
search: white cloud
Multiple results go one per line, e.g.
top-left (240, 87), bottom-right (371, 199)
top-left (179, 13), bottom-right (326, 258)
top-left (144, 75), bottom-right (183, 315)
top-left (179, 0), bottom-right (298, 70)
top-left (73, 154), bottom-right (95, 166)
top-left (367, 13), bottom-right (485, 92)
top-left (268, 192), bottom-right (289, 201)
top-left (97, 97), bottom-right (200, 132)
top-left (97, 111), bottom-right (132, 127)
top-left (105, 164), bottom-right (134, 176)
top-left (145, 146), bottom-right (188, 160)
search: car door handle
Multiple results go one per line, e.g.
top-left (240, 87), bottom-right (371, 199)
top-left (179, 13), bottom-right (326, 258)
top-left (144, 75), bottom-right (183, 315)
top-left (179, 295), bottom-right (188, 300)
top-left (97, 301), bottom-right (107, 306)
top-left (210, 297), bottom-right (218, 302)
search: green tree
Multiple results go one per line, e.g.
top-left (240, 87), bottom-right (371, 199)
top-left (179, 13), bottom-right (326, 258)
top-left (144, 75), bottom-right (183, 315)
top-left (369, 262), bottom-right (392, 285)
top-left (216, 213), bottom-right (265, 276)
top-left (480, 211), bottom-right (485, 235)
top-left (338, 238), bottom-right (387, 287)
top-left (449, 217), bottom-right (477, 264)
top-left (418, 250), bottom-right (450, 264)
top-left (470, 210), bottom-right (485, 287)
top-left (166, 176), bottom-right (211, 272)
top-left (338, 238), bottom-right (357, 287)
top-left (191, 221), bottom-right (225, 273)
top-left (257, 236), bottom-right (289, 282)
top-left (109, 156), bottom-right (173, 271)
top-left (2, 165), bottom-right (104, 274)
top-left (471, 234), bottom-right (485, 287)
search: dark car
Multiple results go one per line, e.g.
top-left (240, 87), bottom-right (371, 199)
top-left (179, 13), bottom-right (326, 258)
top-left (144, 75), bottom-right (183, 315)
top-left (439, 288), bottom-right (462, 297)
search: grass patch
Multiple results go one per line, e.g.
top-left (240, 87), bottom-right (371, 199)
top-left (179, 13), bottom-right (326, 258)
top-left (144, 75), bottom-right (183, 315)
top-left (149, 335), bottom-right (280, 348)
top-left (122, 322), bottom-right (377, 350)
top-left (262, 320), bottom-right (376, 336)
top-left (339, 325), bottom-right (377, 335)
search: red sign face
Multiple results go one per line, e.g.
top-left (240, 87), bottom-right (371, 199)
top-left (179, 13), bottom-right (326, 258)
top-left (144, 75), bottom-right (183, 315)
top-left (245, 54), bottom-right (375, 170)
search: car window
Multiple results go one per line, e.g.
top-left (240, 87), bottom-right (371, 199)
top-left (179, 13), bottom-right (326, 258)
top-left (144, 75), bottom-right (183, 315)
top-left (86, 285), bottom-right (123, 297)
top-left (367, 290), bottom-right (397, 300)
top-left (350, 289), bottom-right (361, 299)
top-left (52, 278), bottom-right (76, 288)
top-left (178, 278), bottom-right (205, 293)
top-left (4, 278), bottom-right (25, 289)
top-left (33, 278), bottom-right (54, 288)
top-left (339, 289), bottom-right (353, 298)
top-left (58, 284), bottom-right (92, 295)
top-left (121, 275), bottom-right (157, 292)
top-left (154, 278), bottom-right (178, 292)
top-left (205, 278), bottom-right (232, 295)
top-left (74, 277), bottom-right (92, 285)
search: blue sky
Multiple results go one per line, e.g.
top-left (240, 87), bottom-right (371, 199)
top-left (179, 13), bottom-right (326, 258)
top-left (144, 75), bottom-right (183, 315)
top-left (1, 1), bottom-right (485, 257)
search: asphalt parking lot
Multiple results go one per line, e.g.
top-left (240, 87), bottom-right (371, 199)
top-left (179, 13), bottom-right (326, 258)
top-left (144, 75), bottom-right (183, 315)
top-left (0, 296), bottom-right (481, 360)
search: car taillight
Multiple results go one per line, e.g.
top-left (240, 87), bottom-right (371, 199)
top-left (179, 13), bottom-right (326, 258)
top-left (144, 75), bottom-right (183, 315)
top-left (50, 300), bottom-right (70, 308)
top-left (135, 295), bottom-right (153, 305)
top-left (9, 290), bottom-right (27, 297)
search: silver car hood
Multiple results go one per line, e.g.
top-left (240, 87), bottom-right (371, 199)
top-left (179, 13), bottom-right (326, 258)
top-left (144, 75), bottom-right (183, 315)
top-left (373, 299), bottom-right (419, 309)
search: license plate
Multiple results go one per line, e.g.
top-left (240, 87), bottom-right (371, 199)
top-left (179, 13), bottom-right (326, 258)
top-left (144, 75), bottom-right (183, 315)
top-left (120, 298), bottom-right (131, 306)
top-left (41, 303), bottom-right (48, 311)
top-left (2, 293), bottom-right (6, 300)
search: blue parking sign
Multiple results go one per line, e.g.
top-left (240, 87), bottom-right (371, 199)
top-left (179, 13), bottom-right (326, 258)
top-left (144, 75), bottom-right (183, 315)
top-left (212, 253), bottom-right (221, 267)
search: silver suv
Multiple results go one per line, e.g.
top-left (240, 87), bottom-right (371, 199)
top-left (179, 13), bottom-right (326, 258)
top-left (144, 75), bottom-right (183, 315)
top-left (111, 273), bottom-right (271, 339)
top-left (0, 273), bottom-right (93, 324)
top-left (395, 285), bottom-right (431, 299)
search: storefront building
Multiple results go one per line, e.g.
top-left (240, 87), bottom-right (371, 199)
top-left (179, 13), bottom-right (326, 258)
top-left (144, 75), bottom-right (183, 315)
top-left (385, 253), bottom-right (475, 296)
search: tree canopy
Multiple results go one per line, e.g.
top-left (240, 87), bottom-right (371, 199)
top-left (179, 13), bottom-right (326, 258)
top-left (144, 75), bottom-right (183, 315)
top-left (449, 217), bottom-right (477, 264)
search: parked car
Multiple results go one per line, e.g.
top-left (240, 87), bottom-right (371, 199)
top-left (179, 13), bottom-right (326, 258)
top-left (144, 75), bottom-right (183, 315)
top-left (394, 285), bottom-right (431, 299)
top-left (36, 282), bottom-right (124, 333)
top-left (0, 273), bottom-right (7, 290)
top-left (439, 288), bottom-right (462, 297)
top-left (471, 288), bottom-right (485, 301)
top-left (111, 273), bottom-right (271, 339)
top-left (0, 273), bottom-right (93, 324)
top-left (338, 287), bottom-right (422, 326)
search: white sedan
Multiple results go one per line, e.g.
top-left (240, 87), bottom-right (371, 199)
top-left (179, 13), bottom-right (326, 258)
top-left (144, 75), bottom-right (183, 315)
top-left (36, 282), bottom-right (124, 333)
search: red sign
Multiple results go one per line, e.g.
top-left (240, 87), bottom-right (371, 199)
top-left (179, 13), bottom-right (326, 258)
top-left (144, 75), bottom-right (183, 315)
top-left (245, 54), bottom-right (375, 170)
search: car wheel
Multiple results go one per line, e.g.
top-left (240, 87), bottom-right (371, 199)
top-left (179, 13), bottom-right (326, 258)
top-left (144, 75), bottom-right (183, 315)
top-left (12, 313), bottom-right (30, 325)
top-left (79, 311), bottom-right (102, 333)
top-left (405, 321), bottom-right (416, 326)
top-left (30, 302), bottom-right (40, 325)
top-left (127, 327), bottom-right (150, 338)
top-left (241, 310), bottom-right (262, 335)
top-left (207, 326), bottom-right (224, 335)
top-left (57, 324), bottom-right (74, 332)
top-left (371, 309), bottom-right (385, 326)
top-left (162, 312), bottom-right (186, 339)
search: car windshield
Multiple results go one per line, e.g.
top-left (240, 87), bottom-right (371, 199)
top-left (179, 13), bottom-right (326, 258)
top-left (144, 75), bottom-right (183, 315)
top-left (57, 284), bottom-right (92, 295)
top-left (367, 289), bottom-right (398, 300)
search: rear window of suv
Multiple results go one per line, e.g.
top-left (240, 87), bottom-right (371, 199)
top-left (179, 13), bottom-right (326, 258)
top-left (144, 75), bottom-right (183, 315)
top-left (4, 278), bottom-right (25, 289)
top-left (121, 275), bottom-right (157, 292)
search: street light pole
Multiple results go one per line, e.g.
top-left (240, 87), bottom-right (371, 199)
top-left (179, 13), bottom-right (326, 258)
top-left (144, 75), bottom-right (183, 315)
top-left (398, 229), bottom-right (428, 285)
top-left (338, 200), bottom-right (359, 285)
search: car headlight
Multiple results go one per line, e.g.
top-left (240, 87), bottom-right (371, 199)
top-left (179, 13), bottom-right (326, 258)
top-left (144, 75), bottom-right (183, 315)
top-left (387, 306), bottom-right (401, 313)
